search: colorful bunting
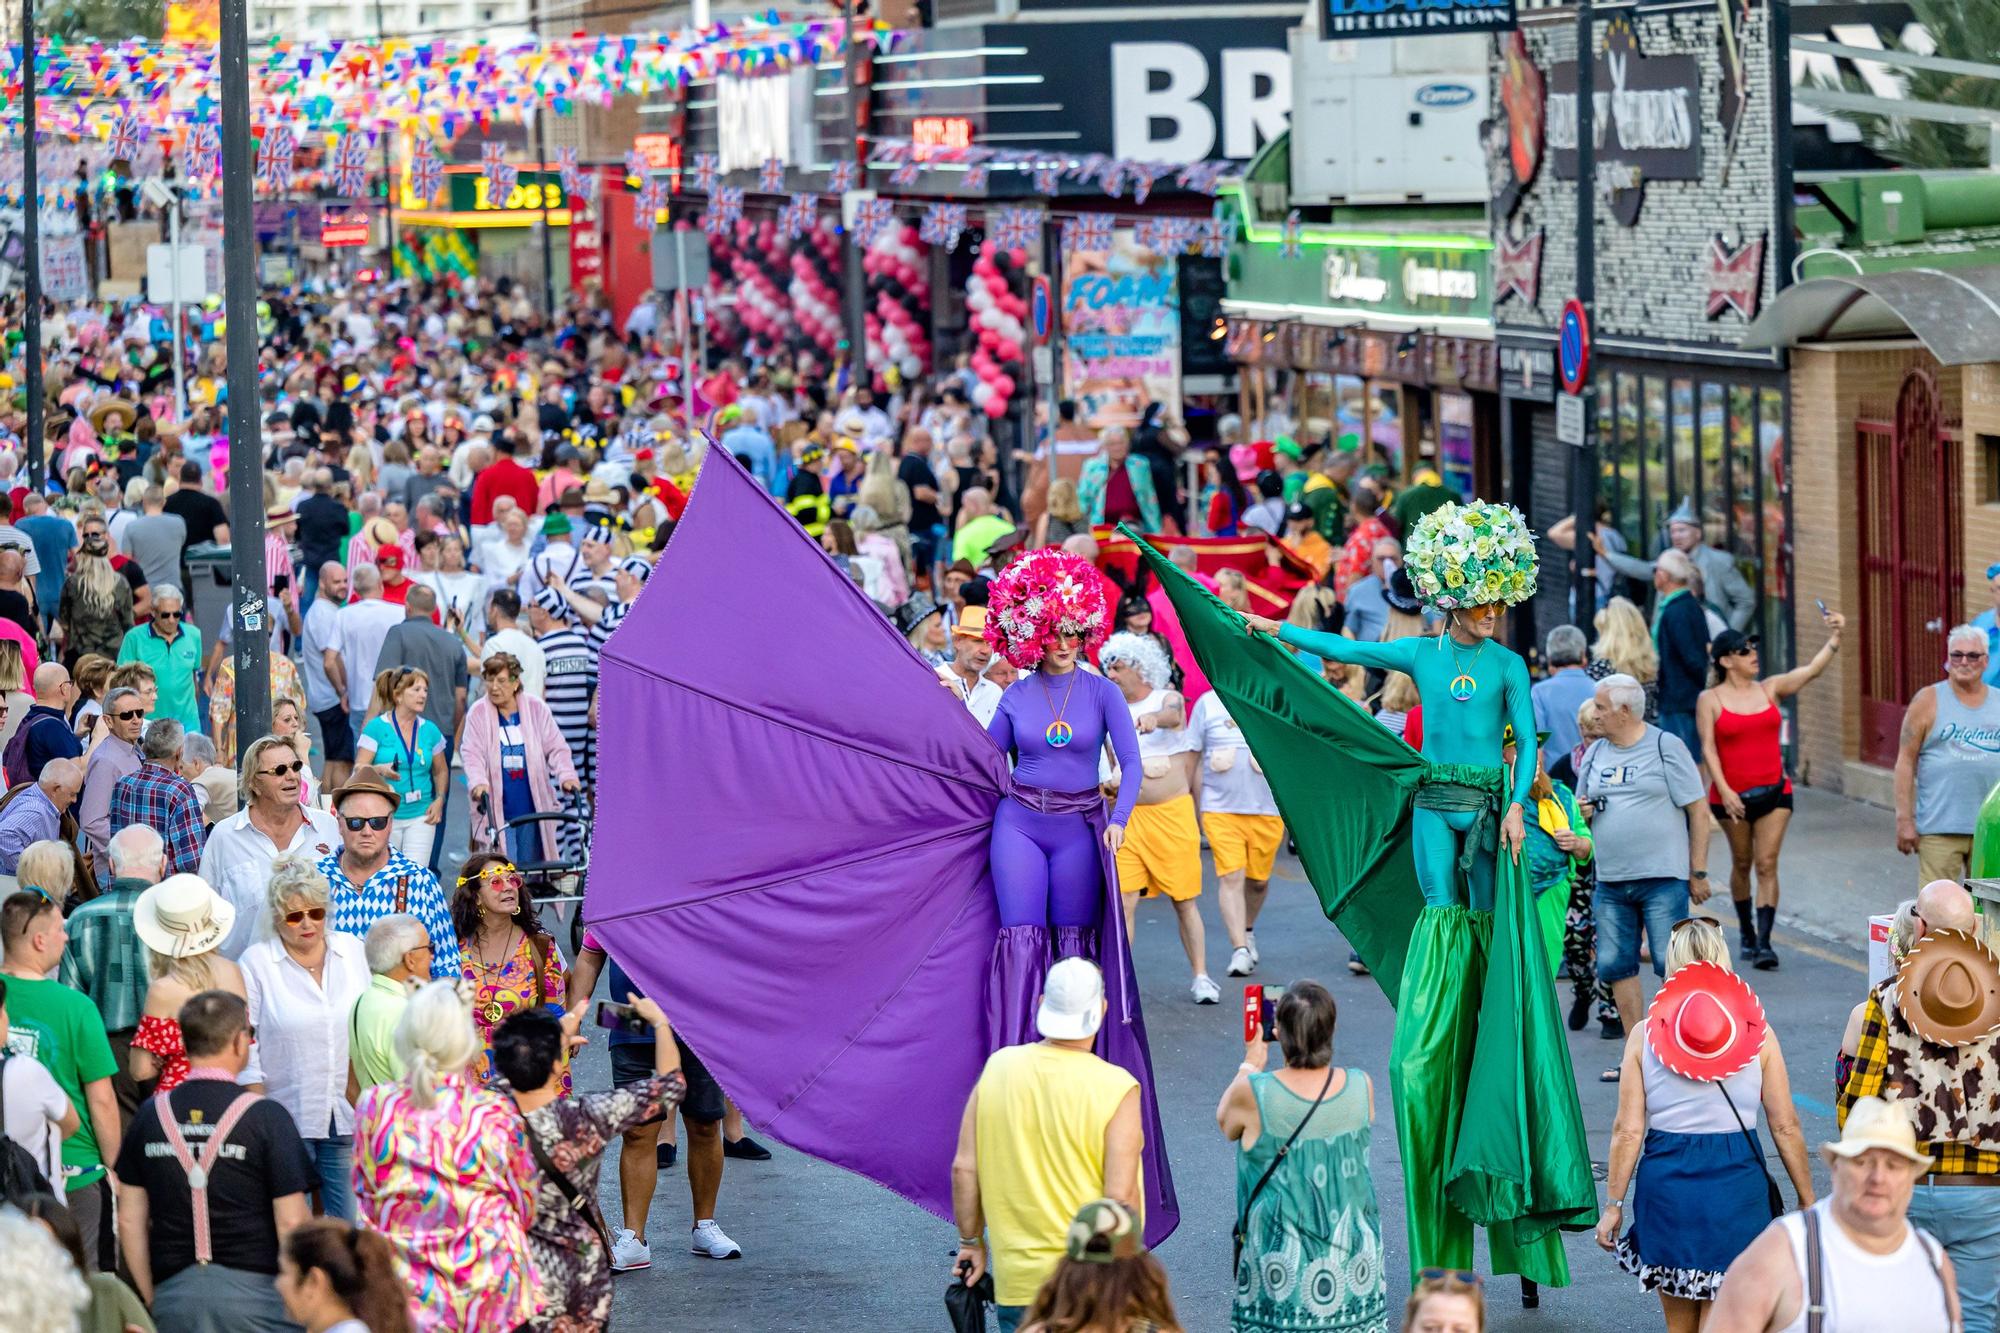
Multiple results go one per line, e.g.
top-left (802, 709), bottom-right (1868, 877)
top-left (330, 130), bottom-right (369, 197)
top-left (409, 139), bottom-right (445, 203)
top-left (990, 207), bottom-right (1041, 255)
top-left (827, 159), bottom-right (857, 193)
top-left (107, 116), bottom-right (145, 160)
top-left (691, 152), bottom-right (718, 194)
top-left (1062, 212), bottom-right (1114, 255)
top-left (255, 123), bottom-right (297, 192)
top-left (919, 202), bottom-right (966, 251)
top-left (635, 176), bottom-right (670, 232)
top-left (759, 157), bottom-right (785, 192)
top-left (852, 196), bottom-right (893, 246)
top-left (781, 192), bottom-right (818, 240)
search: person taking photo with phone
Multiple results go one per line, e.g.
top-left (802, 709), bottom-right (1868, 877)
top-left (1217, 980), bottom-right (1388, 1333)
top-left (1694, 609), bottom-right (1843, 970)
top-left (495, 993), bottom-right (685, 1333)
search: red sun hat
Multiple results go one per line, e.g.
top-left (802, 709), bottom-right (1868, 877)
top-left (1645, 960), bottom-right (1767, 1082)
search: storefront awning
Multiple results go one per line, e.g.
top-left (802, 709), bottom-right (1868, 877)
top-left (1739, 265), bottom-right (2000, 366)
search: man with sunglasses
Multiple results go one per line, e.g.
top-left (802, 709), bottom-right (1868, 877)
top-left (317, 766), bottom-right (461, 982)
top-left (199, 735), bottom-right (343, 960)
top-left (77, 687), bottom-right (148, 864)
top-left (115, 583), bottom-right (203, 733)
top-left (1895, 623), bottom-right (2000, 887)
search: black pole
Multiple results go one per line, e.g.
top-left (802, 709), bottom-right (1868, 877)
top-left (375, 0), bottom-right (396, 274)
top-left (1568, 0), bottom-right (1597, 634)
top-left (532, 0), bottom-right (556, 319)
top-left (221, 0), bottom-right (270, 761)
top-left (22, 0), bottom-right (43, 492)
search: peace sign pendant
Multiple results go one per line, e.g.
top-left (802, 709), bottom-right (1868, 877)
top-left (1449, 674), bottom-right (1478, 702)
top-left (1045, 720), bottom-right (1075, 748)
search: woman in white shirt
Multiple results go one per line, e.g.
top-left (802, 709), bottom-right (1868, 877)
top-left (240, 855), bottom-right (369, 1221)
top-left (0, 978), bottom-right (78, 1189)
top-left (479, 507), bottom-right (534, 587)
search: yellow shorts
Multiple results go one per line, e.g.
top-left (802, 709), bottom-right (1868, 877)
top-left (1202, 811), bottom-right (1285, 881)
top-left (1116, 793), bottom-right (1203, 901)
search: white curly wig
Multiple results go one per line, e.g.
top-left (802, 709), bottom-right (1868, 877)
top-left (0, 1207), bottom-right (89, 1333)
top-left (1098, 632), bottom-right (1173, 690)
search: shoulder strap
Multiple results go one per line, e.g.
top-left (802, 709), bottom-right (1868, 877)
top-left (518, 1102), bottom-right (613, 1253)
top-left (1716, 1081), bottom-right (1781, 1205)
top-left (1804, 1205), bottom-right (1825, 1333)
top-left (1237, 1068), bottom-right (1337, 1233)
top-left (1911, 1228), bottom-right (1961, 1333)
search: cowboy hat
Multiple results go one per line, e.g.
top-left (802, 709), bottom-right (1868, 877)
top-left (88, 397), bottom-right (138, 434)
top-left (1645, 960), bottom-right (1767, 1082)
top-left (953, 606), bottom-right (989, 640)
top-left (1896, 929), bottom-right (2000, 1047)
top-left (331, 764), bottom-right (400, 810)
top-left (1823, 1095), bottom-right (1934, 1169)
top-left (133, 874), bottom-right (237, 960)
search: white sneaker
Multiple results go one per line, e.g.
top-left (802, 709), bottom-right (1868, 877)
top-left (610, 1228), bottom-right (651, 1272)
top-left (1191, 974), bottom-right (1221, 1005)
top-left (1247, 931), bottom-right (1260, 966)
top-left (1227, 946), bottom-right (1255, 977)
top-left (691, 1219), bottom-right (742, 1260)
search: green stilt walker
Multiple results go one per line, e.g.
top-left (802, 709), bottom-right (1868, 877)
top-left (1127, 503), bottom-right (1596, 1286)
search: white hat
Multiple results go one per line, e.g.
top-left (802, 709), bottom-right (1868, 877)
top-left (132, 874), bottom-right (236, 960)
top-left (1822, 1096), bottom-right (1935, 1170)
top-left (1036, 957), bottom-right (1106, 1041)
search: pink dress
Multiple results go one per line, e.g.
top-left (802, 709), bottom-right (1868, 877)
top-left (353, 1072), bottom-right (544, 1331)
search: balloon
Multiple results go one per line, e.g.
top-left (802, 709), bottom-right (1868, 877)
top-left (993, 375), bottom-right (1016, 399)
top-left (972, 381), bottom-right (994, 407)
top-left (900, 355), bottom-right (922, 377)
top-left (983, 397), bottom-right (1008, 419)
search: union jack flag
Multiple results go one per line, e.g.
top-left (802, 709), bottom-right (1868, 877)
top-left (1195, 216), bottom-right (1228, 258)
top-left (1070, 154), bottom-right (1109, 187)
top-left (330, 131), bottom-right (369, 197)
top-left (1129, 163), bottom-right (1166, 206)
top-left (624, 149), bottom-right (648, 181)
top-left (703, 185), bottom-right (743, 235)
top-left (1062, 212), bottom-right (1114, 255)
top-left (890, 157), bottom-right (922, 187)
top-left (1032, 164), bottom-right (1061, 195)
top-left (827, 159), bottom-right (857, 193)
top-left (635, 176), bottom-right (670, 232)
top-left (1176, 161), bottom-right (1229, 195)
top-left (964, 162), bottom-right (991, 192)
top-left (408, 141), bottom-right (445, 204)
top-left (482, 143), bottom-right (518, 201)
top-left (184, 124), bottom-right (220, 180)
top-left (557, 146), bottom-right (583, 195)
top-left (759, 157), bottom-right (785, 192)
top-left (919, 202), bottom-right (967, 251)
top-left (1281, 209), bottom-right (1303, 259)
top-left (990, 206), bottom-right (1040, 255)
top-left (256, 124), bottom-right (297, 192)
top-left (107, 116), bottom-right (146, 161)
top-left (691, 152), bottom-right (718, 194)
top-left (852, 196), bottom-right (894, 247)
top-left (570, 172), bottom-right (598, 206)
top-left (781, 193), bottom-right (818, 241)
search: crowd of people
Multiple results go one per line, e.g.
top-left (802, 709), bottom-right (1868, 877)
top-left (0, 271), bottom-right (1990, 1333)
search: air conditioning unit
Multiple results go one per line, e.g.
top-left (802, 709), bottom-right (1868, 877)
top-left (1288, 29), bottom-right (1488, 205)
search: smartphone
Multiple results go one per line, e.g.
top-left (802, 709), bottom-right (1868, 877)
top-left (1242, 984), bottom-right (1285, 1042)
top-left (1815, 598), bottom-right (1830, 620)
top-left (595, 1000), bottom-right (652, 1036)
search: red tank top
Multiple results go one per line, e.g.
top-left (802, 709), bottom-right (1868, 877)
top-left (1708, 702), bottom-right (1787, 801)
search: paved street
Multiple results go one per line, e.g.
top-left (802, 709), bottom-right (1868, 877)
top-left (562, 788), bottom-right (1889, 1332)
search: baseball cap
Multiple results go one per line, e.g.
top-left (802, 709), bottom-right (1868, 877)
top-left (1036, 957), bottom-right (1106, 1040)
top-left (1710, 629), bottom-right (1758, 665)
top-left (1285, 502), bottom-right (1311, 524)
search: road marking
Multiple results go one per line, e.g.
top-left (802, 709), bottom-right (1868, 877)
top-left (1792, 1092), bottom-right (1836, 1118)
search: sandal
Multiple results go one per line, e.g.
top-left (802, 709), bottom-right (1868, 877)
top-left (1600, 1068), bottom-right (1621, 1083)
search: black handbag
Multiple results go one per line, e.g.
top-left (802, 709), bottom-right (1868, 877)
top-left (1717, 1082), bottom-right (1784, 1219)
top-left (945, 1270), bottom-right (994, 1333)
top-left (1233, 1067), bottom-right (1337, 1274)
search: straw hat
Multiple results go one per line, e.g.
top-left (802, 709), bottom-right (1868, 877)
top-left (1822, 1096), bottom-right (1934, 1169)
top-left (1895, 929), bottom-right (2000, 1047)
top-left (132, 874), bottom-right (237, 960)
top-left (88, 397), bottom-right (138, 434)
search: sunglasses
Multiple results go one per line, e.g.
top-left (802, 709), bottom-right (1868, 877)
top-left (1950, 651), bottom-right (1989, 663)
top-left (112, 708), bottom-right (145, 722)
top-left (282, 907), bottom-right (326, 926)
top-left (259, 760), bottom-right (306, 777)
top-left (342, 815), bottom-right (391, 831)
top-left (1416, 1268), bottom-right (1484, 1287)
top-left (155, 610), bottom-right (182, 620)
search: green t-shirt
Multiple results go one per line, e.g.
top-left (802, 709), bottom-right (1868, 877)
top-left (3, 974), bottom-right (118, 1182)
top-left (953, 513), bottom-right (1019, 568)
top-left (358, 713), bottom-right (447, 815)
top-left (350, 974), bottom-right (409, 1090)
top-left (116, 623), bottom-right (204, 731)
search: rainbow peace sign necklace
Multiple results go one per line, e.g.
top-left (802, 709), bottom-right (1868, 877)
top-left (1444, 634), bottom-right (1485, 702)
top-left (1040, 667), bottom-right (1078, 748)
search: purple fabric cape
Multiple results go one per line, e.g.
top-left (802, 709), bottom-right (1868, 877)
top-left (589, 450), bottom-right (1178, 1243)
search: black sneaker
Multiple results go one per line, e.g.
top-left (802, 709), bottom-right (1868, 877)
top-left (1600, 1016), bottom-right (1625, 1040)
top-left (1567, 990), bottom-right (1592, 1032)
top-left (724, 1135), bottom-right (772, 1161)
top-left (657, 1142), bottom-right (678, 1171)
top-left (1754, 944), bottom-right (1780, 971)
top-left (1740, 935), bottom-right (1759, 961)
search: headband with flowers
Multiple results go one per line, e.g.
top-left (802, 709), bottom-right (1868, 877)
top-left (1405, 499), bottom-right (1539, 611)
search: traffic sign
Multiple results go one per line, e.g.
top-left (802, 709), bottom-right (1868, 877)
top-left (1558, 298), bottom-right (1591, 394)
top-left (1031, 275), bottom-right (1054, 345)
top-left (1556, 392), bottom-right (1585, 447)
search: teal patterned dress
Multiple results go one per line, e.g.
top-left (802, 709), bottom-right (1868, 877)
top-left (1233, 1069), bottom-right (1389, 1333)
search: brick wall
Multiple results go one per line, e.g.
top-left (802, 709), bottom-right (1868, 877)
top-left (1488, 4), bottom-right (1778, 354)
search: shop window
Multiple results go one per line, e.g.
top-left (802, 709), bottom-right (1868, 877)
top-left (1983, 434), bottom-right (2000, 506)
top-left (1609, 373), bottom-right (1641, 551)
top-left (1643, 377), bottom-right (1669, 550)
top-left (1760, 388), bottom-right (1791, 671)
